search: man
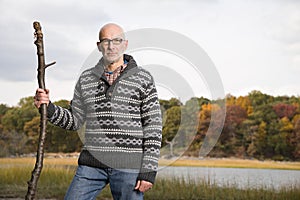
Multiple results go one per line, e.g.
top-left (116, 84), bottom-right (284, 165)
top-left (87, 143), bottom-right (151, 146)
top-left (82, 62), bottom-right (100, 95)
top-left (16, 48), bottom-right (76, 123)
top-left (34, 23), bottom-right (162, 200)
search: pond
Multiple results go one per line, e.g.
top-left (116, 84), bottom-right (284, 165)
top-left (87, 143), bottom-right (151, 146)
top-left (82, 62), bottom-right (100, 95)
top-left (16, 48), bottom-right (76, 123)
top-left (157, 166), bottom-right (300, 189)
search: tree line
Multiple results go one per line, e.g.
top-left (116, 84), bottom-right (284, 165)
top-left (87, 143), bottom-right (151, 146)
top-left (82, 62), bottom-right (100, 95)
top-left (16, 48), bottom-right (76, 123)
top-left (0, 90), bottom-right (299, 161)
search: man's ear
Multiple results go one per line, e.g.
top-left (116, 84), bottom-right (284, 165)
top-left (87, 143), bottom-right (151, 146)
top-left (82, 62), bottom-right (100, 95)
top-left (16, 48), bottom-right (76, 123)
top-left (124, 40), bottom-right (128, 50)
top-left (97, 42), bottom-right (102, 52)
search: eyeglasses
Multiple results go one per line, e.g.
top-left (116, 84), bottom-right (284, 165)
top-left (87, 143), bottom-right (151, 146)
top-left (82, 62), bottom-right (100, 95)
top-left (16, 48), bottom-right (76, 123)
top-left (99, 38), bottom-right (124, 46)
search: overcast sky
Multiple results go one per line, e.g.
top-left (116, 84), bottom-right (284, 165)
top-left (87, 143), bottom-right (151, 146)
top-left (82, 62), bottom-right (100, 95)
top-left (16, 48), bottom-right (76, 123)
top-left (0, 0), bottom-right (299, 106)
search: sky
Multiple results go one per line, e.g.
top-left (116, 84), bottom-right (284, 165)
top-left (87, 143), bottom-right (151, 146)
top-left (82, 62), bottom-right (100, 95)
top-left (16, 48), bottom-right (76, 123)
top-left (0, 0), bottom-right (300, 106)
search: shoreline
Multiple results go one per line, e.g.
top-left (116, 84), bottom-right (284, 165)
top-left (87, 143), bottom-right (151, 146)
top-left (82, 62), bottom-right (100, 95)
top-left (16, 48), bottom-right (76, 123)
top-left (1, 153), bottom-right (300, 170)
top-left (159, 156), bottom-right (300, 170)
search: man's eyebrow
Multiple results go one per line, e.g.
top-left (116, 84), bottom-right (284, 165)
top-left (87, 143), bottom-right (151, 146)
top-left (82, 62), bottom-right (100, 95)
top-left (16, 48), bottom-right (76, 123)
top-left (100, 37), bottom-right (124, 41)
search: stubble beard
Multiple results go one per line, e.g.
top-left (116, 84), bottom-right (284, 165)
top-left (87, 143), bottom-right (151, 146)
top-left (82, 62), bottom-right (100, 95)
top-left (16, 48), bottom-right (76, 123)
top-left (104, 52), bottom-right (123, 65)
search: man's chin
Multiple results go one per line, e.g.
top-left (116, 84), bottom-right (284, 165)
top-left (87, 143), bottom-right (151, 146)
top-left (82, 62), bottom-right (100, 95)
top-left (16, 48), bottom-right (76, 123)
top-left (105, 56), bottom-right (121, 64)
top-left (106, 59), bottom-right (117, 64)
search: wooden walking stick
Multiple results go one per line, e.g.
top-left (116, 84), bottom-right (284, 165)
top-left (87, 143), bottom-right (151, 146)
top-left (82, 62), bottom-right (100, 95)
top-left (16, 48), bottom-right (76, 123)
top-left (25, 21), bottom-right (56, 200)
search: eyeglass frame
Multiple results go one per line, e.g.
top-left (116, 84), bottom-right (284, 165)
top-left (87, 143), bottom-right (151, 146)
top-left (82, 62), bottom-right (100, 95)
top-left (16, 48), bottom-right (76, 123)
top-left (98, 38), bottom-right (125, 46)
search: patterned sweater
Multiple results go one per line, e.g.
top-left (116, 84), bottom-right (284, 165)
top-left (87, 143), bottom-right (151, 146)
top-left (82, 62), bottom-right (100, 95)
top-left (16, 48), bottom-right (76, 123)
top-left (47, 54), bottom-right (162, 183)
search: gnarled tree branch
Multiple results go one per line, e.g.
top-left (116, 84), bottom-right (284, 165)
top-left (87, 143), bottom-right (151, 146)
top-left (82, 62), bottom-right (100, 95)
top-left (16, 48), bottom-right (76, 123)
top-left (25, 21), bottom-right (55, 200)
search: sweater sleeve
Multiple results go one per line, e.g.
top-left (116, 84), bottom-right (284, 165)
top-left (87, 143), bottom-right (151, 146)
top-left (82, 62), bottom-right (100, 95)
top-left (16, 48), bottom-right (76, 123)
top-left (47, 79), bottom-right (86, 131)
top-left (137, 76), bottom-right (162, 184)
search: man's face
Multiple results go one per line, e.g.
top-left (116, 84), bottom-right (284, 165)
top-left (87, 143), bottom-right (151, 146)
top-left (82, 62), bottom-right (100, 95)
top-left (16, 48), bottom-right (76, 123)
top-left (97, 25), bottom-right (128, 64)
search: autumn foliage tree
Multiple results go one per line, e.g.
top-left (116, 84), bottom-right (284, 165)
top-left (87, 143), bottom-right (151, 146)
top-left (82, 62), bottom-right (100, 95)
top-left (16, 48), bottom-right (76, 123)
top-left (273, 103), bottom-right (297, 119)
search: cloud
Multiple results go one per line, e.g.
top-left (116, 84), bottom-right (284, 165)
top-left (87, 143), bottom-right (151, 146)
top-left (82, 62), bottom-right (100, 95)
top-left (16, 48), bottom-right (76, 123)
top-left (0, 0), bottom-right (111, 82)
top-left (262, 1), bottom-right (300, 73)
top-left (0, 18), bottom-right (36, 81)
top-left (1, 0), bottom-right (300, 106)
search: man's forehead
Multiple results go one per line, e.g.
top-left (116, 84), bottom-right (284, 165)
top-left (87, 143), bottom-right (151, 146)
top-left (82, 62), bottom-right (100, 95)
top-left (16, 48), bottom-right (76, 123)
top-left (100, 31), bottom-right (124, 38)
top-left (99, 24), bottom-right (125, 39)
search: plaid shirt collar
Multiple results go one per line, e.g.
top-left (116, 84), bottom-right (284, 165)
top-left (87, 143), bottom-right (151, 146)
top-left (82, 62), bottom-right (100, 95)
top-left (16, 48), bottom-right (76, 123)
top-left (104, 61), bottom-right (128, 85)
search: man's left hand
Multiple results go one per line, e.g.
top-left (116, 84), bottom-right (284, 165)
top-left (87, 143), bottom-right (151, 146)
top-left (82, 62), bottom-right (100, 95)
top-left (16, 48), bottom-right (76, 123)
top-left (135, 180), bottom-right (153, 192)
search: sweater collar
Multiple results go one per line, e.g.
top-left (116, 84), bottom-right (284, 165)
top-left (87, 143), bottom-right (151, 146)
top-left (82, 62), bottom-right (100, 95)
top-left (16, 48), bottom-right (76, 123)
top-left (91, 54), bottom-right (138, 79)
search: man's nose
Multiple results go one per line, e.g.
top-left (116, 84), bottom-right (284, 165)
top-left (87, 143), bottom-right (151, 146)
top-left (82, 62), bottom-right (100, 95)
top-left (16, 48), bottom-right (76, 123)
top-left (107, 41), bottom-right (114, 49)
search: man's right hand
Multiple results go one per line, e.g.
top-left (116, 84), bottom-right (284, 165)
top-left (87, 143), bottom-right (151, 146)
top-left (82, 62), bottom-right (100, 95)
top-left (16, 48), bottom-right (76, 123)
top-left (34, 88), bottom-right (50, 108)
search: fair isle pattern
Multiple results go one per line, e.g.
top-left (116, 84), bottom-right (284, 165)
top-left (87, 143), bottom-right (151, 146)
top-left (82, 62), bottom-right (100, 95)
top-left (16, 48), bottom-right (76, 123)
top-left (47, 55), bottom-right (162, 183)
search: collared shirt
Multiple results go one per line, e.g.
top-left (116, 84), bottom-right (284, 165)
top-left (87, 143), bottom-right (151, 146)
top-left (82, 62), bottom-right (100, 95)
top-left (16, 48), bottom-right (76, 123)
top-left (104, 63), bottom-right (127, 85)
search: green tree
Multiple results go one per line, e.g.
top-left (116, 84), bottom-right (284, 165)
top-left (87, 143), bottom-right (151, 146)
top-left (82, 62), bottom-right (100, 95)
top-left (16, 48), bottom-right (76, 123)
top-left (248, 90), bottom-right (273, 107)
top-left (181, 98), bottom-right (203, 156)
top-left (247, 121), bottom-right (267, 159)
top-left (273, 117), bottom-right (294, 160)
top-left (0, 97), bottom-right (39, 155)
top-left (292, 115), bottom-right (300, 160)
top-left (159, 98), bottom-right (182, 111)
top-left (1, 97), bottom-right (39, 133)
top-left (0, 103), bottom-right (11, 137)
top-left (0, 103), bottom-right (10, 116)
top-left (162, 106), bottom-right (181, 146)
top-left (23, 116), bottom-right (40, 152)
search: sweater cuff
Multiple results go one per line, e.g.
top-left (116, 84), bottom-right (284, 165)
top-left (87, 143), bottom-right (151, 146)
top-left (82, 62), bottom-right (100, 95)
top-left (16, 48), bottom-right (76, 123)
top-left (47, 101), bottom-right (55, 118)
top-left (137, 171), bottom-right (157, 184)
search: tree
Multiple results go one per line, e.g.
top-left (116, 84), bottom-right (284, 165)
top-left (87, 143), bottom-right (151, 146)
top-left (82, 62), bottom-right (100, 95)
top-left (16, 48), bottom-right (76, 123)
top-left (292, 115), bottom-right (300, 159)
top-left (248, 90), bottom-right (272, 107)
top-left (271, 117), bottom-right (294, 160)
top-left (162, 106), bottom-right (181, 146)
top-left (236, 96), bottom-right (253, 115)
top-left (24, 116), bottom-right (40, 153)
top-left (247, 121), bottom-right (267, 159)
top-left (0, 97), bottom-right (82, 156)
top-left (0, 103), bottom-right (10, 116)
top-left (0, 103), bottom-right (11, 136)
top-left (197, 103), bottom-right (220, 141)
top-left (159, 98), bottom-right (182, 111)
top-left (181, 98), bottom-right (204, 156)
top-left (213, 105), bottom-right (247, 157)
top-left (0, 97), bottom-right (39, 156)
top-left (1, 97), bottom-right (39, 133)
top-left (197, 103), bottom-right (226, 157)
top-left (273, 103), bottom-right (297, 119)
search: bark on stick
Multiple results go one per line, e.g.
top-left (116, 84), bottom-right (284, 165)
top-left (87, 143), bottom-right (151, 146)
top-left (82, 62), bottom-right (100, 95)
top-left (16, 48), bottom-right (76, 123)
top-left (25, 21), bottom-right (55, 200)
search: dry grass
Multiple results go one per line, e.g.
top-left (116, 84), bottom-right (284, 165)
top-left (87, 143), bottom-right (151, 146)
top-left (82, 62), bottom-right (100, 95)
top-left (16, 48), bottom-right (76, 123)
top-left (0, 156), bottom-right (77, 167)
top-left (159, 157), bottom-right (300, 170)
top-left (1, 156), bottom-right (300, 170)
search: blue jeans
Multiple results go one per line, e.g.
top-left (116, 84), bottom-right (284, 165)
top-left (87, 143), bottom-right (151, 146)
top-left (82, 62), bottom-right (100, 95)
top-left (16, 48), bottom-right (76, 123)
top-left (64, 165), bottom-right (144, 200)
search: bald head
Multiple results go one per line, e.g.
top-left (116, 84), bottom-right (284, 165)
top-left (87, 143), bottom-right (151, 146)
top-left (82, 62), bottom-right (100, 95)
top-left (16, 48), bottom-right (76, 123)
top-left (99, 23), bottom-right (125, 41)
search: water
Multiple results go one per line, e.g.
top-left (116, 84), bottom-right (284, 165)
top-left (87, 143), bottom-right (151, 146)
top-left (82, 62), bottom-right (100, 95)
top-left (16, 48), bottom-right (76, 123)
top-left (157, 166), bottom-right (300, 189)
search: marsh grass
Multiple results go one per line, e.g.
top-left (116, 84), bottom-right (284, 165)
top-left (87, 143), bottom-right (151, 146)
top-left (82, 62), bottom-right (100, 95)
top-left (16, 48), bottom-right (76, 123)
top-left (159, 158), bottom-right (300, 170)
top-left (0, 157), bottom-right (299, 199)
top-left (0, 166), bottom-right (69, 199)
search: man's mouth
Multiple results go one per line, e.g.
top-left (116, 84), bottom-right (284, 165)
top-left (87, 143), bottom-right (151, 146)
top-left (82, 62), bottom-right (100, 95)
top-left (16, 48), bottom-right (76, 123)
top-left (107, 52), bottom-right (117, 56)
